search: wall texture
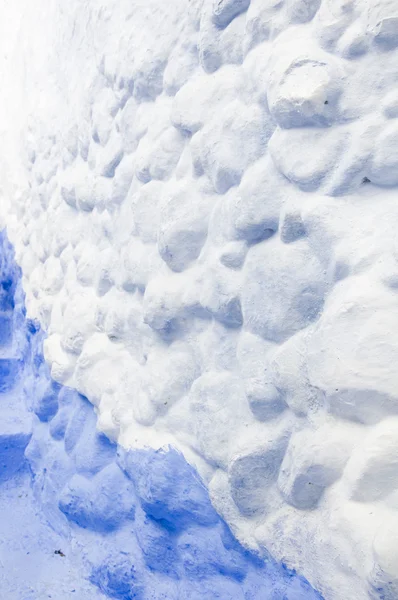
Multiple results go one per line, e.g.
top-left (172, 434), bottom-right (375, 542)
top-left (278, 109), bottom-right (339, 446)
top-left (1, 1), bottom-right (398, 597)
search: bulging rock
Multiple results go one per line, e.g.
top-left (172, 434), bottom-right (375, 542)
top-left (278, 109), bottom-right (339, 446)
top-left (307, 276), bottom-right (398, 425)
top-left (0, 412), bottom-right (32, 482)
top-left (58, 464), bottom-right (135, 532)
top-left (200, 265), bottom-right (243, 328)
top-left (242, 238), bottom-right (327, 343)
top-left (189, 371), bottom-right (251, 468)
top-left (267, 50), bottom-right (342, 129)
top-left (158, 181), bottom-right (212, 272)
top-left (343, 418), bottom-right (398, 502)
top-left (230, 156), bottom-right (282, 244)
top-left (278, 422), bottom-right (356, 510)
top-left (228, 423), bottom-right (291, 516)
top-left (211, 0), bottom-right (250, 29)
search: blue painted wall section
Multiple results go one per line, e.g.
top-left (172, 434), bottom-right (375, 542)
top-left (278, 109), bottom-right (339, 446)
top-left (0, 229), bottom-right (323, 599)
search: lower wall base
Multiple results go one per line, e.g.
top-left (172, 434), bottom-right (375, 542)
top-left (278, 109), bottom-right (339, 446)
top-left (0, 230), bottom-right (323, 599)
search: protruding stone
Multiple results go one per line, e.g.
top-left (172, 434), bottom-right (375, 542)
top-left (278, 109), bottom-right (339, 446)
top-left (0, 412), bottom-right (32, 482)
top-left (200, 265), bottom-right (243, 328)
top-left (228, 424), bottom-right (291, 516)
top-left (189, 371), bottom-right (250, 468)
top-left (212, 0), bottom-right (250, 29)
top-left (237, 332), bottom-right (286, 421)
top-left (268, 56), bottom-right (342, 129)
top-left (278, 422), bottom-right (356, 510)
top-left (158, 182), bottom-right (212, 272)
top-left (219, 241), bottom-right (247, 269)
top-left (343, 418), bottom-right (398, 502)
top-left (280, 209), bottom-right (306, 244)
top-left (242, 238), bottom-right (327, 343)
top-left (307, 276), bottom-right (398, 425)
top-left (231, 157), bottom-right (282, 243)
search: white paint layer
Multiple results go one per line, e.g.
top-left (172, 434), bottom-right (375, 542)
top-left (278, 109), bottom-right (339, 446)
top-left (1, 1), bottom-right (398, 598)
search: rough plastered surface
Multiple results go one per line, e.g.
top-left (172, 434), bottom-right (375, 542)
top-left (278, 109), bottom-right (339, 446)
top-left (1, 0), bottom-right (398, 598)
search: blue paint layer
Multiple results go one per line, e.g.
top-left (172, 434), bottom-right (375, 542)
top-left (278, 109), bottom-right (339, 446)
top-left (0, 229), bottom-right (324, 599)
